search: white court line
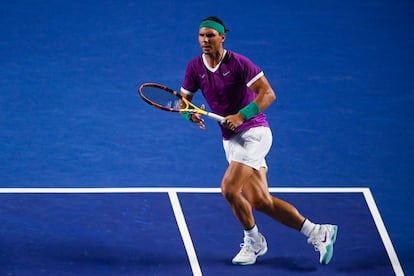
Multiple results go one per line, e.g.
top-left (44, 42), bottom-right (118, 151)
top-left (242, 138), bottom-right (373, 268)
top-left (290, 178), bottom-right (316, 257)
top-left (168, 191), bottom-right (202, 276)
top-left (0, 186), bottom-right (368, 193)
top-left (0, 187), bottom-right (404, 275)
top-left (363, 190), bottom-right (405, 276)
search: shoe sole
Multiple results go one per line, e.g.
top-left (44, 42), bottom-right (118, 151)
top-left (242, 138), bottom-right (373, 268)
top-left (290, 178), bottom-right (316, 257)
top-left (321, 225), bottom-right (338, 265)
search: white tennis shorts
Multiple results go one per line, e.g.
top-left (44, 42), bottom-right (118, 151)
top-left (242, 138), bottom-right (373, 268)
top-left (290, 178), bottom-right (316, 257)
top-left (222, 126), bottom-right (273, 170)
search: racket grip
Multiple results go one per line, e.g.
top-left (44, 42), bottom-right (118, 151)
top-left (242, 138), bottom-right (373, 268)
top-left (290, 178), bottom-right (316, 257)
top-left (207, 112), bottom-right (226, 123)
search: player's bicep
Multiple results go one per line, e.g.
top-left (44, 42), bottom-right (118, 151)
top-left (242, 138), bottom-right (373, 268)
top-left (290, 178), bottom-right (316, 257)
top-left (249, 75), bottom-right (276, 110)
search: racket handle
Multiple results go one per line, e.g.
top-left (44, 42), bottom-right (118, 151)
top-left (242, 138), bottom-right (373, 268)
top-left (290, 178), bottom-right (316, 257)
top-left (207, 112), bottom-right (226, 123)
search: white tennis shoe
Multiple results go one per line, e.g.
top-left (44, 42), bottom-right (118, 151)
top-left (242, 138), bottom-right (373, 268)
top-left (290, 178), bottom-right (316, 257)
top-left (232, 233), bottom-right (268, 265)
top-left (307, 224), bottom-right (338, 264)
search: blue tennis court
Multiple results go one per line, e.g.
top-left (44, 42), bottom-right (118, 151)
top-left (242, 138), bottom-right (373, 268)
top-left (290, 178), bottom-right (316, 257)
top-left (0, 1), bottom-right (412, 275)
top-left (0, 187), bottom-right (401, 275)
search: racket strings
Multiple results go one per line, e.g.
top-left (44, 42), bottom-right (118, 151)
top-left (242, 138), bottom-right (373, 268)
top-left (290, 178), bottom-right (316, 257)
top-left (142, 86), bottom-right (182, 111)
top-left (166, 99), bottom-right (181, 109)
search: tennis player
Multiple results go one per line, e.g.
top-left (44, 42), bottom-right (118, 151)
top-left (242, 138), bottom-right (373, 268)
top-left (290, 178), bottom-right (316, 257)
top-left (180, 16), bottom-right (338, 266)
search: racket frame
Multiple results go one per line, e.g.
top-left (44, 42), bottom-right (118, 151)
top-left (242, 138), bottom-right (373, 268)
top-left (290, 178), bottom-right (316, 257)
top-left (139, 83), bottom-right (226, 123)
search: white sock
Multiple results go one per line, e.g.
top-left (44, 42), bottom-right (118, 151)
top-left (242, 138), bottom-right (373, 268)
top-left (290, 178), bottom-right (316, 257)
top-left (244, 224), bottom-right (259, 240)
top-left (300, 219), bottom-right (317, 237)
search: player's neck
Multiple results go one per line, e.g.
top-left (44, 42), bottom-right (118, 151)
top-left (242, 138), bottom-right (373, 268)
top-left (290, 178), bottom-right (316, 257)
top-left (204, 49), bottom-right (225, 68)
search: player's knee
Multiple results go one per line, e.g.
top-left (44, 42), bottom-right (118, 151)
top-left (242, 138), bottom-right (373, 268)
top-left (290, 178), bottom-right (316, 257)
top-left (250, 196), bottom-right (272, 212)
top-left (221, 181), bottom-right (237, 202)
top-left (221, 185), bottom-right (233, 202)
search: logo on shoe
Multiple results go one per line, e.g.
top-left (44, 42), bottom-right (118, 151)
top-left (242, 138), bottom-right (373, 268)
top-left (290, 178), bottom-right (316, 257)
top-left (254, 249), bottom-right (262, 255)
top-left (322, 232), bottom-right (328, 243)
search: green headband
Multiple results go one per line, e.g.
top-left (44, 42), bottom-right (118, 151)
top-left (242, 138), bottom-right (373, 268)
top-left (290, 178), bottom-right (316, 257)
top-left (199, 20), bottom-right (225, 34)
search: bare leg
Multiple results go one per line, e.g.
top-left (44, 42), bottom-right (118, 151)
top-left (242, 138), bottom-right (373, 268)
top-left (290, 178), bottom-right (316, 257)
top-left (221, 161), bottom-right (256, 229)
top-left (242, 166), bottom-right (304, 230)
top-left (221, 161), bottom-right (304, 230)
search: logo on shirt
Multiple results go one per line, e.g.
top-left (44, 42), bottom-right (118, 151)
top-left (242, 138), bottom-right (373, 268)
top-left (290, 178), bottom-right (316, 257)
top-left (199, 73), bottom-right (206, 79)
top-left (222, 71), bottom-right (231, 77)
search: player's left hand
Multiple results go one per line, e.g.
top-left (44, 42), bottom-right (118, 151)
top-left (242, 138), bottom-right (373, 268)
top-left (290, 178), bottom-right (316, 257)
top-left (190, 104), bottom-right (206, 130)
top-left (224, 113), bottom-right (244, 131)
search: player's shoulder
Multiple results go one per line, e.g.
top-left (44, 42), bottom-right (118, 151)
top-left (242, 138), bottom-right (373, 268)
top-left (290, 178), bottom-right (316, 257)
top-left (226, 50), bottom-right (243, 58)
top-left (225, 50), bottom-right (253, 65)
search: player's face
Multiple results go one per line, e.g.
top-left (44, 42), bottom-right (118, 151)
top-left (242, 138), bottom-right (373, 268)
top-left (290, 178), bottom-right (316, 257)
top-left (198, 27), bottom-right (225, 54)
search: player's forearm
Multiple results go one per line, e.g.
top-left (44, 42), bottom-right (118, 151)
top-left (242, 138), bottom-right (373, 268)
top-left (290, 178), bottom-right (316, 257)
top-left (254, 87), bottom-right (276, 112)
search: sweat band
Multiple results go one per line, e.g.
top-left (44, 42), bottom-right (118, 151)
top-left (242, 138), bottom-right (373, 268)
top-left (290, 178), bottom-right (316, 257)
top-left (239, 102), bottom-right (260, 120)
top-left (199, 20), bottom-right (225, 34)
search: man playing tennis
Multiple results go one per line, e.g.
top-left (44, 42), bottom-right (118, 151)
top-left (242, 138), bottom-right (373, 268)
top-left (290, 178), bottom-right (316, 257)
top-left (180, 16), bottom-right (338, 266)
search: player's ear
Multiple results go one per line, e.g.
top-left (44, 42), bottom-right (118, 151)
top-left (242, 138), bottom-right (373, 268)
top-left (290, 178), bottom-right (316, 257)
top-left (221, 33), bottom-right (226, 42)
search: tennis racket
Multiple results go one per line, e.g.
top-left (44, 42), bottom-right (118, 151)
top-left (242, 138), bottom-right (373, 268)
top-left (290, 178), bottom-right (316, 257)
top-left (138, 83), bottom-right (226, 123)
